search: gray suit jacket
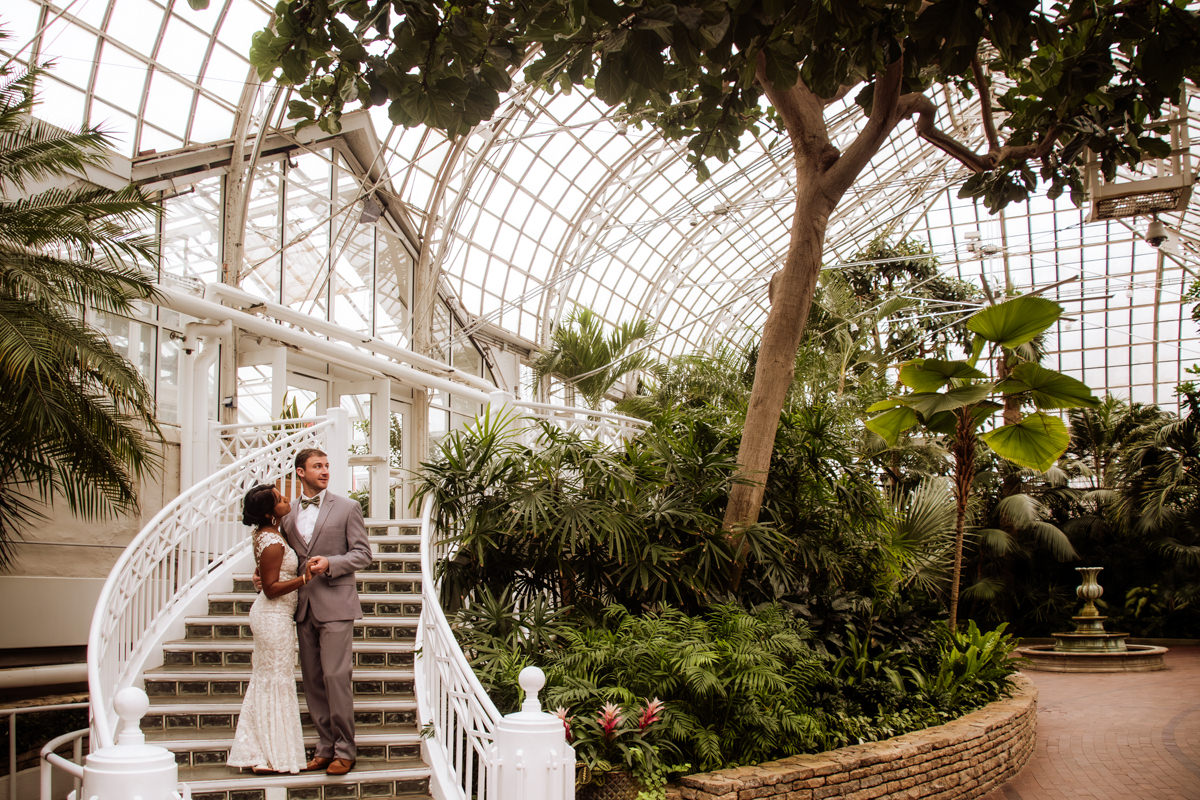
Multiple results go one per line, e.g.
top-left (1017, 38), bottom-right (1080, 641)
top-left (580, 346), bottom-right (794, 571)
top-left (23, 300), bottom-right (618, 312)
top-left (280, 492), bottom-right (372, 623)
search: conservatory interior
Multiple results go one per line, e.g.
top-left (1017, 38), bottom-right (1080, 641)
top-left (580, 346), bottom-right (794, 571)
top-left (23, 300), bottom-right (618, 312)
top-left (1, 1), bottom-right (1199, 800)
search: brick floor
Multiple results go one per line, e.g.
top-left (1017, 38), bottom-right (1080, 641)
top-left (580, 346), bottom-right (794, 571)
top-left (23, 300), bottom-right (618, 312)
top-left (982, 645), bottom-right (1200, 800)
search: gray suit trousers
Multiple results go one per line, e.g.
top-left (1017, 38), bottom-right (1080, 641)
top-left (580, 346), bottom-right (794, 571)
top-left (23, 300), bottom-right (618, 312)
top-left (297, 616), bottom-right (356, 760)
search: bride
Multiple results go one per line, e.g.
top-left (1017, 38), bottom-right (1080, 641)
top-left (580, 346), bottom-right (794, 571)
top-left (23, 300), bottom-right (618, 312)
top-left (227, 483), bottom-right (311, 774)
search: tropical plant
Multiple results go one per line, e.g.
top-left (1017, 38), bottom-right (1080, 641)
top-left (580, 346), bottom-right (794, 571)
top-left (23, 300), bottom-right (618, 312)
top-left (531, 308), bottom-right (661, 408)
top-left (904, 621), bottom-right (1020, 715)
top-left (540, 604), bottom-right (830, 772)
top-left (415, 404), bottom-right (795, 613)
top-left (867, 295), bottom-right (1099, 629)
top-left (0, 52), bottom-right (161, 570)
top-left (559, 697), bottom-right (677, 791)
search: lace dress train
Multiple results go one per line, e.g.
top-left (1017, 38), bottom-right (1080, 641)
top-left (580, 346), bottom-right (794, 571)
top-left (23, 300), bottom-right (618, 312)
top-left (227, 530), bottom-right (306, 773)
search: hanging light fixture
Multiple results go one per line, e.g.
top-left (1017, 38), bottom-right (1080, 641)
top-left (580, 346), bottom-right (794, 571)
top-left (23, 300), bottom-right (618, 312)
top-left (359, 195), bottom-right (383, 224)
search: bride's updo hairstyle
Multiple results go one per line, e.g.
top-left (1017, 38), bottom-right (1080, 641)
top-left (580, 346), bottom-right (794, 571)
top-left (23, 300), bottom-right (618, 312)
top-left (242, 483), bottom-right (278, 527)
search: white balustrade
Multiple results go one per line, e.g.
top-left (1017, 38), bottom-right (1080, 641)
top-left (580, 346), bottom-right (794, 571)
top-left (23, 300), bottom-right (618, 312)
top-left (416, 494), bottom-right (503, 800)
top-left (513, 401), bottom-right (647, 446)
top-left (87, 414), bottom-right (347, 750)
top-left (415, 401), bottom-right (646, 800)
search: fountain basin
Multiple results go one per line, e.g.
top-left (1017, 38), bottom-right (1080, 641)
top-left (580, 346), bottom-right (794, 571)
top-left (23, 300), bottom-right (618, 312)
top-left (1016, 643), bottom-right (1167, 672)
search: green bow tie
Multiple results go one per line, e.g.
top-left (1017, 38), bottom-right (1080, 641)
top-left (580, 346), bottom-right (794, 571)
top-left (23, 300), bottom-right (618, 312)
top-left (300, 495), bottom-right (321, 509)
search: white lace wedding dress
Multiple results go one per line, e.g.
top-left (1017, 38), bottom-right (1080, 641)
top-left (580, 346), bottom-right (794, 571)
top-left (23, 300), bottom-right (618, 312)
top-left (226, 529), bottom-right (306, 773)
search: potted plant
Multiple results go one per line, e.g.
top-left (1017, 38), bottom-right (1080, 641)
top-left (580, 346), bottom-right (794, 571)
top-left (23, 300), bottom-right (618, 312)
top-left (556, 699), bottom-right (682, 800)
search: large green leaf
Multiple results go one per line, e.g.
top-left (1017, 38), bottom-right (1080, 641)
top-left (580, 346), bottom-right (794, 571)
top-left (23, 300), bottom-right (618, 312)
top-left (898, 359), bottom-right (987, 392)
top-left (967, 296), bottom-right (1062, 348)
top-left (900, 384), bottom-right (995, 417)
top-left (865, 406), bottom-right (919, 445)
top-left (997, 362), bottom-right (1099, 409)
top-left (979, 412), bottom-right (1070, 472)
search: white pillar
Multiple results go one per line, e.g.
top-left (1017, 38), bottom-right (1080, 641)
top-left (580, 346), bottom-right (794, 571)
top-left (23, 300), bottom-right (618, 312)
top-left (489, 667), bottom-right (575, 800)
top-left (80, 687), bottom-right (188, 800)
top-left (326, 406), bottom-right (351, 496)
top-left (370, 378), bottom-right (391, 519)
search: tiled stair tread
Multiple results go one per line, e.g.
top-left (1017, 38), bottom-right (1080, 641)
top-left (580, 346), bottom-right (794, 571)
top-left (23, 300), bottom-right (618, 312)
top-left (179, 756), bottom-right (428, 789)
top-left (145, 665), bottom-right (415, 680)
top-left (207, 592), bottom-right (422, 604)
top-left (164, 640), bottom-right (416, 653)
top-left (148, 726), bottom-right (420, 747)
top-left (145, 696), bottom-right (418, 713)
top-left (186, 617), bottom-right (419, 630)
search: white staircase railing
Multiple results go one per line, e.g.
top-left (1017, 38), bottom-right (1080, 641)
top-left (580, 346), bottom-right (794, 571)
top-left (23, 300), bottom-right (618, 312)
top-left (87, 413), bottom-right (345, 749)
top-left (413, 403), bottom-right (646, 800)
top-left (416, 494), bottom-right (502, 800)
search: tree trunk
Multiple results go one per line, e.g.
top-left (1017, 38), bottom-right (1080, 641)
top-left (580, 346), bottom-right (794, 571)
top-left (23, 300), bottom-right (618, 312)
top-left (724, 192), bottom-right (831, 584)
top-left (948, 409), bottom-right (977, 631)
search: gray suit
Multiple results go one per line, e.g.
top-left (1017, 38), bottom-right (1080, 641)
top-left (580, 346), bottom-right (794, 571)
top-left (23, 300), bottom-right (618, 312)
top-left (281, 491), bottom-right (372, 761)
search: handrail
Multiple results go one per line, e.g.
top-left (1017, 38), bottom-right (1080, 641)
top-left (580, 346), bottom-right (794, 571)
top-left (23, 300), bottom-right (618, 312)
top-left (87, 416), bottom-right (339, 749)
top-left (38, 728), bottom-right (86, 800)
top-left (511, 401), bottom-right (647, 448)
top-left (3, 702), bottom-right (88, 800)
top-left (415, 494), bottom-right (502, 800)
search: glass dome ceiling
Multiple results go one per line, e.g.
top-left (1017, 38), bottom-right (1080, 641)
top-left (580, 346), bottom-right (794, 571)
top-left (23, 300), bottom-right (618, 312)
top-left (7, 0), bottom-right (1200, 407)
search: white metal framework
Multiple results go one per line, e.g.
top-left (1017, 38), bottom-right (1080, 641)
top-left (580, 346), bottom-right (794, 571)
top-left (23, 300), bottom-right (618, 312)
top-left (7, 0), bottom-right (1200, 409)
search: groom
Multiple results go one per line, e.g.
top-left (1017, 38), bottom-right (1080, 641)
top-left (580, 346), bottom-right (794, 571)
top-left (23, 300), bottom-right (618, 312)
top-left (280, 448), bottom-right (372, 776)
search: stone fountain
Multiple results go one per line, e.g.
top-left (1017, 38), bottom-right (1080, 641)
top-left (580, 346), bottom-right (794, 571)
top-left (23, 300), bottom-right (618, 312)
top-left (1016, 567), bottom-right (1167, 672)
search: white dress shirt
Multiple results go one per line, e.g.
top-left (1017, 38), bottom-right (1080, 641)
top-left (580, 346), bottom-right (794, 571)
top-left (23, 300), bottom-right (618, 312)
top-left (296, 489), bottom-right (326, 545)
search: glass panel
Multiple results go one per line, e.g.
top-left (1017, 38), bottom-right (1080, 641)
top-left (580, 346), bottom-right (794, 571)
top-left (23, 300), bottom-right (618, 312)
top-left (430, 303), bottom-right (450, 363)
top-left (283, 153), bottom-right (332, 318)
top-left (161, 175), bottom-right (222, 288)
top-left (427, 406), bottom-right (450, 454)
top-left (331, 159), bottom-right (374, 335)
top-left (243, 159), bottom-right (283, 302)
top-left (237, 365), bottom-right (273, 424)
top-left (375, 228), bottom-right (411, 346)
top-left (157, 331), bottom-right (182, 425)
top-left (94, 310), bottom-right (155, 384)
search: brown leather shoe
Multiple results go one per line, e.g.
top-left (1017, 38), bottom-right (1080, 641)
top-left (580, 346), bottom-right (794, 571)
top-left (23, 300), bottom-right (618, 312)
top-left (304, 756), bottom-right (332, 772)
top-left (326, 757), bottom-right (355, 776)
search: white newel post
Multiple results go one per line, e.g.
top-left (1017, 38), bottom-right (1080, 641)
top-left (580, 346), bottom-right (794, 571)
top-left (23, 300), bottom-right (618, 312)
top-left (489, 667), bottom-right (575, 800)
top-left (79, 687), bottom-right (190, 800)
top-left (326, 406), bottom-right (351, 496)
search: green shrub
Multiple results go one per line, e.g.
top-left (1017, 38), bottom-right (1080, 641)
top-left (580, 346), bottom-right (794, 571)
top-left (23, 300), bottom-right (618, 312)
top-left (456, 599), bottom-right (1019, 774)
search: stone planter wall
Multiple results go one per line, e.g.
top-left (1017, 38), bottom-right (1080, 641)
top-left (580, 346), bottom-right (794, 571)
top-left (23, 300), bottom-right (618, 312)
top-left (674, 675), bottom-right (1037, 800)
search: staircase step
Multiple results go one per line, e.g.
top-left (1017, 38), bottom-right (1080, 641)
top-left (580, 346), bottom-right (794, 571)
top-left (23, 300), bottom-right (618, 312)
top-left (141, 696), bottom-right (418, 734)
top-left (162, 640), bottom-right (415, 669)
top-left (225, 576), bottom-right (422, 597)
top-left (370, 537), bottom-right (421, 555)
top-left (205, 594), bottom-right (422, 617)
top-left (152, 726), bottom-right (421, 767)
top-left (185, 617), bottom-right (418, 642)
top-left (180, 757), bottom-right (429, 800)
top-left (143, 665), bottom-right (414, 699)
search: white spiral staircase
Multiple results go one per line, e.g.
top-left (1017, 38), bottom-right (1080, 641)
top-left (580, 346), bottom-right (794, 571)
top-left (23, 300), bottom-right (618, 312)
top-left (39, 402), bottom-right (645, 800)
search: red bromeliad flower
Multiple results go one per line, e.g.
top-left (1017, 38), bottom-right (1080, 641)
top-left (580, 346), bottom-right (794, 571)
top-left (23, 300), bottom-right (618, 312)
top-left (637, 698), bottom-right (664, 731)
top-left (597, 702), bottom-right (623, 740)
top-left (553, 707), bottom-right (573, 742)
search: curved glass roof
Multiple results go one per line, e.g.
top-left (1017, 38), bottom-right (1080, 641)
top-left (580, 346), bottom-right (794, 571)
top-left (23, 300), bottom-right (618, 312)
top-left (7, 0), bottom-right (1200, 406)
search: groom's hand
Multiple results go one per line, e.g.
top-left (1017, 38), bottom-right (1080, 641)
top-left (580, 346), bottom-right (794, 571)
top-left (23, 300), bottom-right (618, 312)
top-left (252, 568), bottom-right (262, 592)
top-left (308, 555), bottom-right (329, 575)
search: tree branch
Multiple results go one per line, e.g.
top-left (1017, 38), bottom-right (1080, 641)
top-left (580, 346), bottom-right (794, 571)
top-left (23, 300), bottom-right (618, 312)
top-left (823, 57), bottom-right (906, 199)
top-left (971, 56), bottom-right (1000, 150)
top-left (900, 92), bottom-right (992, 171)
top-left (900, 91), bottom-right (1062, 173)
top-left (755, 51), bottom-right (832, 171)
